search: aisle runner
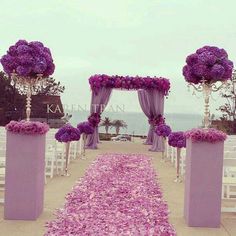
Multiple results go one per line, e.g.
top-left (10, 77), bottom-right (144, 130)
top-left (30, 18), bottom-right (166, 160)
top-left (45, 154), bottom-right (176, 236)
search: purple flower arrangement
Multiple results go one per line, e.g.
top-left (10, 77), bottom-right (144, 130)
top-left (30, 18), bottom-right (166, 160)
top-left (185, 128), bottom-right (227, 143)
top-left (77, 122), bottom-right (95, 135)
top-left (168, 131), bottom-right (186, 148)
top-left (183, 46), bottom-right (233, 84)
top-left (55, 124), bottom-right (81, 143)
top-left (0, 39), bottom-right (55, 78)
top-left (148, 114), bottom-right (165, 126)
top-left (88, 112), bottom-right (101, 127)
top-left (45, 154), bottom-right (176, 235)
top-left (6, 120), bottom-right (49, 135)
top-left (89, 74), bottom-right (171, 95)
top-left (155, 124), bottom-right (172, 138)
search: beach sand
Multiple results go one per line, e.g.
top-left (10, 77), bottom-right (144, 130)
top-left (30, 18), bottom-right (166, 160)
top-left (0, 139), bottom-right (235, 236)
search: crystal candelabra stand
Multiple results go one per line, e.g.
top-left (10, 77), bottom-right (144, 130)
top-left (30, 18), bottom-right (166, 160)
top-left (11, 72), bottom-right (45, 121)
top-left (188, 79), bottom-right (228, 129)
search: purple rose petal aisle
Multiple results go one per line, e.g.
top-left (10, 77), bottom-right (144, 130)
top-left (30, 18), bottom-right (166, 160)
top-left (45, 154), bottom-right (176, 236)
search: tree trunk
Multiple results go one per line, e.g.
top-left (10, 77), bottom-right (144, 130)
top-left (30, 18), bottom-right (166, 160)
top-left (105, 125), bottom-right (108, 134)
top-left (116, 127), bottom-right (120, 135)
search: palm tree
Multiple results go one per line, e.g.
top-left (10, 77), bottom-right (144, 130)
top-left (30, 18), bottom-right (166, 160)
top-left (100, 117), bottom-right (112, 134)
top-left (111, 120), bottom-right (127, 135)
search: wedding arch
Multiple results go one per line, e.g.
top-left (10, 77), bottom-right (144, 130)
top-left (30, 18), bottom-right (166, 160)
top-left (86, 74), bottom-right (171, 152)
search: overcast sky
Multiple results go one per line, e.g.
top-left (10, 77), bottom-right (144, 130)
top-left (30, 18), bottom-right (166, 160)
top-left (0, 0), bottom-right (235, 115)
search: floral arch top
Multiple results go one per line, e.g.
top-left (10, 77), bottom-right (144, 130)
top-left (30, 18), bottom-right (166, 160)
top-left (89, 74), bottom-right (171, 95)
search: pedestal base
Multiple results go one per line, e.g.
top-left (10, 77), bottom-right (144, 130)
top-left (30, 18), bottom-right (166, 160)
top-left (184, 139), bottom-right (224, 227)
top-left (4, 132), bottom-right (46, 220)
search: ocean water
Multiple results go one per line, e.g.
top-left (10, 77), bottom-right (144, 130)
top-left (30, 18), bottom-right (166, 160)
top-left (69, 111), bottom-right (203, 135)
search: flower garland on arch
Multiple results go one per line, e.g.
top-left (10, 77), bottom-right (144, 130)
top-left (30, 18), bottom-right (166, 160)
top-left (88, 112), bottom-right (101, 127)
top-left (89, 74), bottom-right (171, 95)
top-left (148, 114), bottom-right (165, 127)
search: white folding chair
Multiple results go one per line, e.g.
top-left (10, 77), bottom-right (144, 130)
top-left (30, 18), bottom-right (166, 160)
top-left (0, 167), bottom-right (5, 204)
top-left (55, 142), bottom-right (66, 175)
top-left (222, 176), bottom-right (236, 212)
top-left (45, 146), bottom-right (57, 179)
top-left (0, 149), bottom-right (6, 168)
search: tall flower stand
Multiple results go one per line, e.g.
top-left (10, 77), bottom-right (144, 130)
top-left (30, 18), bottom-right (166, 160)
top-left (161, 137), bottom-right (167, 162)
top-left (4, 132), bottom-right (46, 220)
top-left (174, 147), bottom-right (182, 183)
top-left (62, 142), bottom-right (70, 177)
top-left (184, 139), bottom-right (224, 227)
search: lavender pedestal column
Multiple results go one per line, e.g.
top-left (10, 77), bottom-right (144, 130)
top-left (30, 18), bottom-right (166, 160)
top-left (4, 132), bottom-right (46, 220)
top-left (184, 139), bottom-right (224, 227)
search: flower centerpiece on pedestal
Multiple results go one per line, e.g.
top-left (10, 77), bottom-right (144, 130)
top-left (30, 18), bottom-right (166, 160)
top-left (0, 39), bottom-right (55, 121)
top-left (183, 45), bottom-right (233, 128)
top-left (168, 131), bottom-right (186, 183)
top-left (1, 40), bottom-right (55, 220)
top-left (55, 124), bottom-right (81, 176)
top-left (4, 121), bottom-right (50, 220)
top-left (155, 124), bottom-right (172, 162)
top-left (183, 46), bottom-right (231, 227)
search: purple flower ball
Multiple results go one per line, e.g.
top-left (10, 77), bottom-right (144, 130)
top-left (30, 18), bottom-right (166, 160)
top-left (155, 124), bottom-right (172, 138)
top-left (0, 39), bottom-right (55, 78)
top-left (77, 122), bottom-right (95, 135)
top-left (183, 45), bottom-right (233, 84)
top-left (55, 124), bottom-right (81, 143)
top-left (168, 132), bottom-right (186, 148)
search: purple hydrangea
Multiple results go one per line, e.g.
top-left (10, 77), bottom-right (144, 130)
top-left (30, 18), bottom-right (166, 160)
top-left (55, 124), bottom-right (81, 143)
top-left (77, 122), bottom-right (95, 135)
top-left (183, 46), bottom-right (233, 84)
top-left (0, 39), bottom-right (55, 78)
top-left (168, 131), bottom-right (186, 148)
top-left (89, 74), bottom-right (171, 95)
top-left (155, 124), bottom-right (172, 138)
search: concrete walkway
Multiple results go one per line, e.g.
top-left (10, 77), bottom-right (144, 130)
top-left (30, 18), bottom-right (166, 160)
top-left (0, 140), bottom-right (235, 235)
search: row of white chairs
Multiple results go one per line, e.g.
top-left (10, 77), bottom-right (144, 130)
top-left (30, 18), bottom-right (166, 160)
top-left (0, 128), bottom-right (84, 204)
